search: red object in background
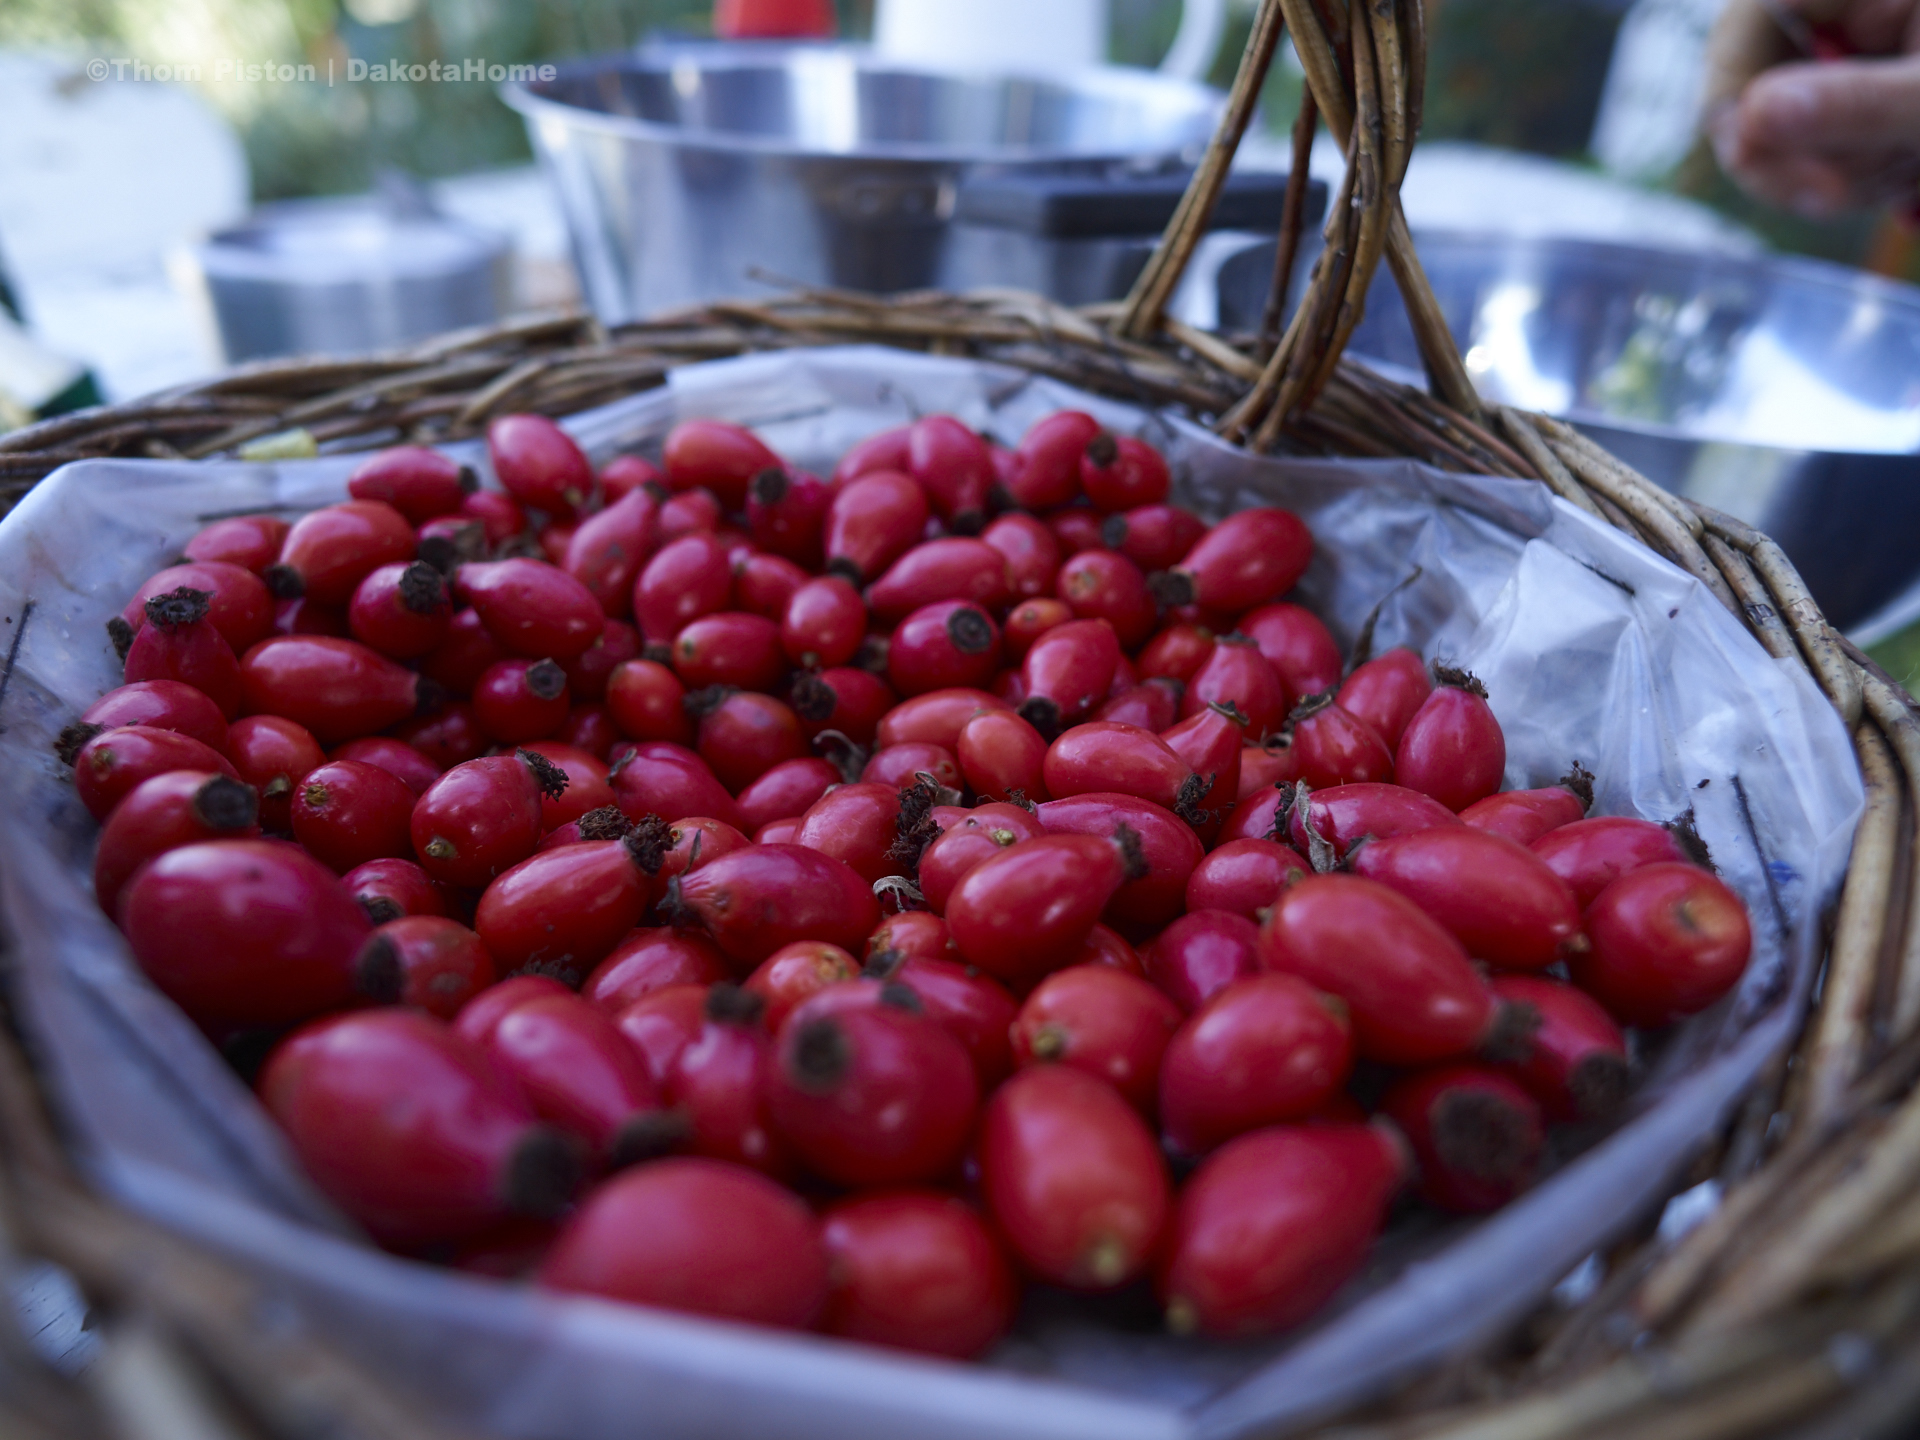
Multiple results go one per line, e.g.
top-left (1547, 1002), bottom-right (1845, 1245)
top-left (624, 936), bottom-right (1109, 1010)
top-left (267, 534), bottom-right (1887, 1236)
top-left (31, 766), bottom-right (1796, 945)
top-left (714, 0), bottom-right (836, 41)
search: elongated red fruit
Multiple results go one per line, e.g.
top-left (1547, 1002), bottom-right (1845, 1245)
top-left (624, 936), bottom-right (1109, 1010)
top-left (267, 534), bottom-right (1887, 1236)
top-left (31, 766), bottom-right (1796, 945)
top-left (978, 1065), bottom-right (1169, 1291)
top-left (474, 836), bottom-right (655, 981)
top-left (663, 419), bottom-right (782, 510)
top-left (412, 750), bottom-right (568, 889)
top-left (63, 679), bottom-right (231, 762)
top-left (353, 915), bottom-right (494, 1017)
top-left (540, 1157), bottom-right (828, 1329)
top-left (239, 636), bottom-right (433, 744)
top-left (1348, 826), bottom-right (1585, 970)
top-left (820, 1191), bottom-right (1017, 1359)
top-left (123, 589), bottom-right (242, 718)
top-left (477, 992), bottom-right (663, 1163)
top-left (1459, 769), bottom-right (1592, 847)
top-left (71, 725), bottom-right (238, 823)
top-left (1043, 721), bottom-right (1199, 817)
top-left (945, 833), bottom-right (1135, 987)
top-left (1285, 780), bottom-right (1461, 859)
top-left (1240, 602), bottom-right (1342, 698)
top-left (1288, 694), bottom-right (1393, 788)
top-left (1488, 974), bottom-right (1629, 1123)
top-left (455, 558), bottom-right (604, 662)
top-left (1336, 647), bottom-right (1431, 749)
top-left (348, 444), bottom-right (472, 523)
top-left (564, 488), bottom-right (657, 619)
top-left (1395, 667), bottom-right (1507, 812)
top-left (1572, 862), bottom-right (1752, 1027)
top-left (1037, 791), bottom-right (1204, 935)
top-left (1381, 1064), bottom-right (1544, 1212)
top-left (1010, 964), bottom-right (1182, 1114)
top-left (121, 839), bottom-right (370, 1029)
top-left (824, 470), bottom-right (927, 582)
top-left (489, 413), bottom-right (596, 519)
top-left (1156, 508), bottom-right (1311, 613)
top-left (866, 538), bottom-right (1010, 622)
top-left (670, 843), bottom-right (880, 966)
top-left (1532, 816), bottom-right (1693, 908)
top-left (1257, 874), bottom-right (1524, 1065)
top-left (1158, 1124), bottom-right (1405, 1337)
top-left (1146, 909), bottom-right (1261, 1012)
top-left (1018, 619), bottom-right (1120, 738)
top-left (262, 1010), bottom-right (578, 1247)
top-left (1184, 838), bottom-right (1308, 921)
top-left (92, 770), bottom-right (260, 915)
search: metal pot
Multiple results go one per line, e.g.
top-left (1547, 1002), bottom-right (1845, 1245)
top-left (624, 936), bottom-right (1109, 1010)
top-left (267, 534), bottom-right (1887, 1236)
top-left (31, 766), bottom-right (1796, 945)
top-left (1217, 232), bottom-right (1920, 631)
top-left (502, 42), bottom-right (1223, 322)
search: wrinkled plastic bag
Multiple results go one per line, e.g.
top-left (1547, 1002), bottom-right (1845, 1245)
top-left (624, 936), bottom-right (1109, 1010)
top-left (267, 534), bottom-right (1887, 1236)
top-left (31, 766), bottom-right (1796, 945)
top-left (0, 347), bottom-right (1861, 1440)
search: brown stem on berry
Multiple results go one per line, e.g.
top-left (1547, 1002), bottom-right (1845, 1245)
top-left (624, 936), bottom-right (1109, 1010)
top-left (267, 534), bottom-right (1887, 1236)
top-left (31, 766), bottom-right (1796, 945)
top-left (1478, 999), bottom-right (1543, 1063)
top-left (263, 564), bottom-right (305, 600)
top-left (947, 606), bottom-right (994, 654)
top-left (144, 587), bottom-right (212, 631)
top-left (1560, 760), bottom-right (1596, 811)
top-left (609, 1109), bottom-right (693, 1169)
top-left (503, 1126), bottom-right (582, 1220)
top-left (54, 721), bottom-right (104, 767)
top-left (526, 659), bottom-right (567, 702)
top-left (705, 982), bottom-right (766, 1027)
top-left (517, 748), bottom-right (570, 799)
top-left (1431, 663), bottom-right (1488, 699)
top-left (191, 774), bottom-right (259, 831)
top-left (397, 561), bottom-right (447, 614)
top-left (352, 935), bottom-right (405, 1005)
top-left (578, 806), bottom-right (635, 842)
top-left (791, 1017), bottom-right (850, 1091)
top-left (1666, 805), bottom-right (1716, 871)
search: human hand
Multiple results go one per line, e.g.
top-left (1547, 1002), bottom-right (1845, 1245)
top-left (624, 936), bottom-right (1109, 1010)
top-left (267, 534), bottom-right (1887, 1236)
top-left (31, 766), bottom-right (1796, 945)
top-left (1703, 0), bottom-right (1920, 215)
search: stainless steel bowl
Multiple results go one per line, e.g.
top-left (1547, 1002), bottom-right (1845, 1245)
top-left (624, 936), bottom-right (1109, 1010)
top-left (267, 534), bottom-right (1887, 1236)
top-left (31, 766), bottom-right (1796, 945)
top-left (1218, 233), bottom-right (1920, 630)
top-left (502, 42), bottom-right (1222, 321)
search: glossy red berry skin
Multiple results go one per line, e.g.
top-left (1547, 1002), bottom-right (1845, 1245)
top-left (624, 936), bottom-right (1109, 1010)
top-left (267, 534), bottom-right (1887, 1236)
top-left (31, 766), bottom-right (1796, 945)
top-left (582, 927), bottom-right (729, 1011)
top-left (1257, 874), bottom-right (1504, 1066)
top-left (411, 753), bottom-right (556, 888)
top-left (263, 1010), bottom-right (576, 1248)
top-left (916, 806), bottom-right (1043, 914)
top-left (670, 988), bottom-right (790, 1175)
top-left (1238, 741), bottom-right (1298, 797)
top-left (420, 607), bottom-right (510, 696)
top-left (1396, 678), bottom-right (1507, 812)
top-left (475, 839), bottom-right (652, 981)
top-left (471, 659), bottom-right (570, 744)
top-left (1573, 862), bottom-right (1753, 1027)
top-left (331, 736), bottom-right (441, 797)
top-left (732, 550), bottom-right (811, 622)
top-left (1239, 602), bottom-right (1342, 698)
top-left (1043, 722), bottom-right (1192, 815)
top-left (745, 466), bottom-right (832, 567)
top-left (945, 833), bottom-right (1130, 987)
top-left (633, 533), bottom-right (733, 643)
top-left (291, 758), bottom-right (418, 873)
top-left (610, 747), bottom-right (741, 830)
top-left (663, 419), bottom-right (781, 510)
top-left (1488, 975), bottom-right (1629, 1123)
top-left (603, 658), bottom-right (693, 744)
top-left (1158, 1124), bottom-right (1405, 1337)
top-left (512, 741), bottom-right (612, 829)
top-left (867, 947), bottom-right (1019, 1087)
top-left (875, 687), bottom-right (1008, 750)
top-left (540, 1157), bottom-right (827, 1329)
top-left (342, 857), bottom-right (447, 924)
top-left (1335, 648), bottom-right (1433, 749)
top-left (348, 444), bottom-right (471, 523)
top-left (74, 680), bottom-right (231, 759)
top-left (354, 915), bottom-right (494, 1018)
top-left (1460, 784), bottom-right (1589, 847)
top-left (1001, 597), bottom-right (1074, 662)
top-left (1185, 839), bottom-right (1308, 921)
top-left (671, 611), bottom-right (786, 692)
top-left (780, 576), bottom-right (866, 668)
top-left (1137, 621), bottom-right (1215, 684)
top-left (981, 513), bottom-right (1062, 602)
top-left (1010, 964), bottom-right (1182, 1114)
top-left (1159, 974), bottom-right (1353, 1154)
top-left (1058, 550), bottom-right (1156, 650)
top-left (887, 600), bottom-right (1001, 696)
top-left (122, 839), bottom-right (369, 1029)
top-left (1146, 909), bottom-right (1262, 1011)
top-left (1079, 432), bottom-right (1169, 512)
top-left (1009, 410), bottom-right (1099, 509)
top-left (834, 425), bottom-right (911, 485)
top-left (866, 538), bottom-right (1011, 623)
top-left (276, 500), bottom-right (417, 606)
top-left (1017, 618), bottom-right (1121, 736)
top-left (1037, 791), bottom-right (1204, 936)
top-left (674, 843), bottom-right (881, 966)
top-left (954, 709), bottom-right (1048, 805)
top-left (691, 690), bottom-right (807, 792)
top-left (655, 487), bottom-right (722, 544)
top-left (92, 770), bottom-right (260, 915)
top-left (1165, 508), bottom-right (1312, 613)
top-left (862, 741), bottom-right (962, 792)
top-left (978, 1065), bottom-right (1170, 1291)
top-left (1289, 698), bottom-right (1394, 788)
top-left (489, 414), bottom-right (596, 520)
top-left (1382, 1065), bottom-right (1545, 1212)
top-left (767, 1002), bottom-right (977, 1185)
top-left (820, 1191), bottom-right (1017, 1358)
top-left (825, 470), bottom-right (928, 582)
top-left (461, 489), bottom-right (527, 545)
top-left (563, 489), bottom-right (656, 619)
top-left (478, 992), bottom-right (661, 1159)
top-left (1531, 816), bottom-right (1691, 908)
top-left (730, 757), bottom-right (837, 835)
top-left (651, 814), bottom-right (753, 884)
top-left (741, 941), bottom-right (859, 1032)
top-left (1184, 638), bottom-right (1290, 740)
top-left (1285, 781), bottom-right (1461, 858)
top-left (610, 984), bottom-right (707, 1088)
top-left (1096, 682), bottom-right (1180, 732)
top-left (347, 562), bottom-right (451, 660)
top-left (1103, 503), bottom-right (1205, 573)
top-left (185, 514), bottom-right (290, 574)
top-left (121, 562), bottom-right (275, 657)
top-left (72, 726), bottom-right (238, 823)
top-left (789, 665), bottom-right (894, 745)
top-left (1350, 826), bottom-right (1585, 971)
top-left (238, 636), bottom-right (429, 745)
top-left (455, 559), bottom-right (604, 662)
top-left (1048, 507), bottom-right (1109, 557)
top-left (123, 594), bottom-right (243, 719)
top-left (390, 702), bottom-right (488, 770)
top-left (792, 783), bottom-right (905, 886)
top-left (908, 415), bottom-right (994, 529)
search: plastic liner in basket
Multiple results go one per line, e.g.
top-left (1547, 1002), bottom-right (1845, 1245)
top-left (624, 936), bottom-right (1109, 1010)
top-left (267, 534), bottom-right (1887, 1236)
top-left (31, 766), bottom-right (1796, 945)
top-left (0, 347), bottom-right (1861, 1440)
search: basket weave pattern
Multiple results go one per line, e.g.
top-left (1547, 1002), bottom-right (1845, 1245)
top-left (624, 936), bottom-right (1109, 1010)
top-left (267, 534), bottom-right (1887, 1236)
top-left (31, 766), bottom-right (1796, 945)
top-left (2, 2), bottom-right (1918, 1435)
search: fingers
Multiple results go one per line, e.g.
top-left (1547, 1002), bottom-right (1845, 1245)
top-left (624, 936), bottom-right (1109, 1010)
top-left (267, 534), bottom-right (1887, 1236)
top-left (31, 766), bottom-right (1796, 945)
top-left (1734, 53), bottom-right (1920, 152)
top-left (1703, 0), bottom-right (1797, 113)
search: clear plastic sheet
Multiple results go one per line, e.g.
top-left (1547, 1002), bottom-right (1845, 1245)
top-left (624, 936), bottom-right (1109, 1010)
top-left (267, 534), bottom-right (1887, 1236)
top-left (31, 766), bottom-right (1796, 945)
top-left (0, 347), bottom-right (1861, 1439)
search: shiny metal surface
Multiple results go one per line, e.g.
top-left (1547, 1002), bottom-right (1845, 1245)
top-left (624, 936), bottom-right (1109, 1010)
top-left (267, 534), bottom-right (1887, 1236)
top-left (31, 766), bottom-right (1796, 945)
top-left (1217, 233), bottom-right (1920, 629)
top-left (503, 43), bottom-right (1222, 321)
top-left (190, 193), bottom-right (509, 364)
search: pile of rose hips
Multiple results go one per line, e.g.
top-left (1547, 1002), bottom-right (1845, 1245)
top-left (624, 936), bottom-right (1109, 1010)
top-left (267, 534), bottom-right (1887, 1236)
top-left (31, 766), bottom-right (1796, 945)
top-left (62, 405), bottom-right (1756, 1356)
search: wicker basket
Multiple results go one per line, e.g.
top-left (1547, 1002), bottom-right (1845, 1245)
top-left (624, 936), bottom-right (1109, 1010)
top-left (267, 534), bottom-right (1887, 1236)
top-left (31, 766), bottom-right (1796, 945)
top-left (3, 3), bottom-right (1918, 1437)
